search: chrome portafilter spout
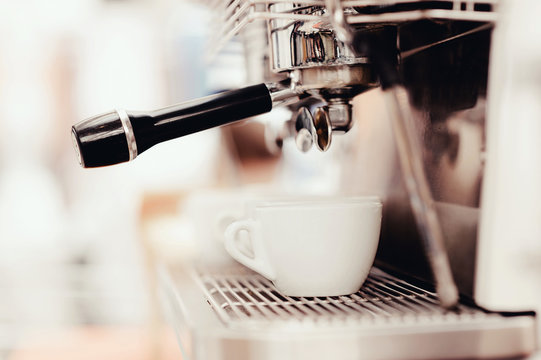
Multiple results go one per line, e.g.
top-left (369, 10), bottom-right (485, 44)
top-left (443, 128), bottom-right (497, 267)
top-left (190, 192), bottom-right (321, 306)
top-left (71, 83), bottom-right (299, 168)
top-left (290, 85), bottom-right (360, 153)
top-left (292, 100), bottom-right (352, 153)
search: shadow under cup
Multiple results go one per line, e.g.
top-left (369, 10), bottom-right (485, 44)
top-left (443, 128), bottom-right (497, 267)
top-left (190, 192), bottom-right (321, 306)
top-left (224, 198), bottom-right (383, 297)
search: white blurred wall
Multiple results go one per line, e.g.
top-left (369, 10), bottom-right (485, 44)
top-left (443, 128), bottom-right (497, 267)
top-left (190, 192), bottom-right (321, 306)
top-left (0, 0), bottom-right (221, 353)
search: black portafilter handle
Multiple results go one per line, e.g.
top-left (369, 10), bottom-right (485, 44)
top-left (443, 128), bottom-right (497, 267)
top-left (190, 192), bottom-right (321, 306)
top-left (71, 83), bottom-right (274, 168)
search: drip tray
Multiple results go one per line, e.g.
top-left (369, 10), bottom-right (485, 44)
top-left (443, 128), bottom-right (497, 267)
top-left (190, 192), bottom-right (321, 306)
top-left (159, 264), bottom-right (536, 360)
top-left (200, 267), bottom-right (484, 327)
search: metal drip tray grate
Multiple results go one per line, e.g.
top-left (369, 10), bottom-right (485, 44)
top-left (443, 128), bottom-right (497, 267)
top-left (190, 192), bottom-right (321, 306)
top-left (161, 264), bottom-right (535, 359)
top-left (196, 266), bottom-right (491, 329)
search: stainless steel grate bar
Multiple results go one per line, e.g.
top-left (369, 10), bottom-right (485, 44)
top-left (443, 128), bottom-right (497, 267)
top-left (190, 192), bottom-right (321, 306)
top-left (364, 280), bottom-right (439, 315)
top-left (339, 294), bottom-right (383, 318)
top-left (250, 278), bottom-right (310, 320)
top-left (220, 277), bottom-right (270, 318)
top-left (367, 278), bottom-right (447, 315)
top-left (204, 275), bottom-right (252, 320)
top-left (229, 277), bottom-right (290, 320)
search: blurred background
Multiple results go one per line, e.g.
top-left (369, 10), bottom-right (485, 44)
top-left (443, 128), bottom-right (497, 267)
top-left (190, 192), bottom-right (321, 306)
top-left (0, 0), bottom-right (241, 358)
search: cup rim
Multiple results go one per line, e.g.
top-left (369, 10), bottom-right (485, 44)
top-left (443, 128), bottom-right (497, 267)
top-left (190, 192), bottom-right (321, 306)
top-left (252, 196), bottom-right (382, 209)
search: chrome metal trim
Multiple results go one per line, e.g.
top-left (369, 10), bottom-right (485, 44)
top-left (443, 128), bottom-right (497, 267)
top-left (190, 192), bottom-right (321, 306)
top-left (400, 23), bottom-right (494, 59)
top-left (269, 4), bottom-right (365, 72)
top-left (313, 106), bottom-right (332, 151)
top-left (116, 109), bottom-right (138, 161)
top-left (324, 101), bottom-right (353, 133)
top-left (294, 107), bottom-right (315, 152)
top-left (325, 0), bottom-right (354, 47)
top-left (290, 65), bottom-right (377, 91)
top-left (266, 82), bottom-right (300, 107)
top-left (205, 0), bottom-right (499, 62)
top-left (71, 128), bottom-right (83, 167)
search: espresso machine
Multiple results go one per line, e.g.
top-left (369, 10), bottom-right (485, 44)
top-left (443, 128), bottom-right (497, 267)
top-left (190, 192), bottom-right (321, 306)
top-left (71, 0), bottom-right (540, 358)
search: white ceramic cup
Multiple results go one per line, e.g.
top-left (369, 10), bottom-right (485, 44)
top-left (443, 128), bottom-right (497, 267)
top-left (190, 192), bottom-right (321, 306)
top-left (224, 197), bottom-right (382, 297)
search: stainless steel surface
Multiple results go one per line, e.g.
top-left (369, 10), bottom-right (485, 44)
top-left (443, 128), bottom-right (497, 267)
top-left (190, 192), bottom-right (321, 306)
top-left (204, 0), bottom-right (499, 62)
top-left (400, 22), bottom-right (494, 59)
top-left (321, 100), bottom-right (352, 133)
top-left (324, 0), bottom-right (355, 46)
top-left (266, 82), bottom-right (300, 107)
top-left (269, 4), bottom-right (364, 72)
top-left (290, 65), bottom-right (377, 92)
top-left (345, 1), bottom-right (498, 24)
top-left (295, 127), bottom-right (313, 152)
top-left (294, 107), bottom-right (315, 152)
top-left (312, 106), bottom-right (332, 151)
top-left (116, 108), bottom-right (138, 161)
top-left (383, 86), bottom-right (459, 308)
top-left (159, 263), bottom-right (536, 360)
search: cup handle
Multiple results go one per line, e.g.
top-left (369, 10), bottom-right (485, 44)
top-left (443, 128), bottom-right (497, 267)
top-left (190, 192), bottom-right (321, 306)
top-left (213, 210), bottom-right (243, 244)
top-left (224, 220), bottom-right (276, 280)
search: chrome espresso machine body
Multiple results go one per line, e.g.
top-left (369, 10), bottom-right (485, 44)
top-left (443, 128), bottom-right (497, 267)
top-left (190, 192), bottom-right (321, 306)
top-left (71, 0), bottom-right (540, 358)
